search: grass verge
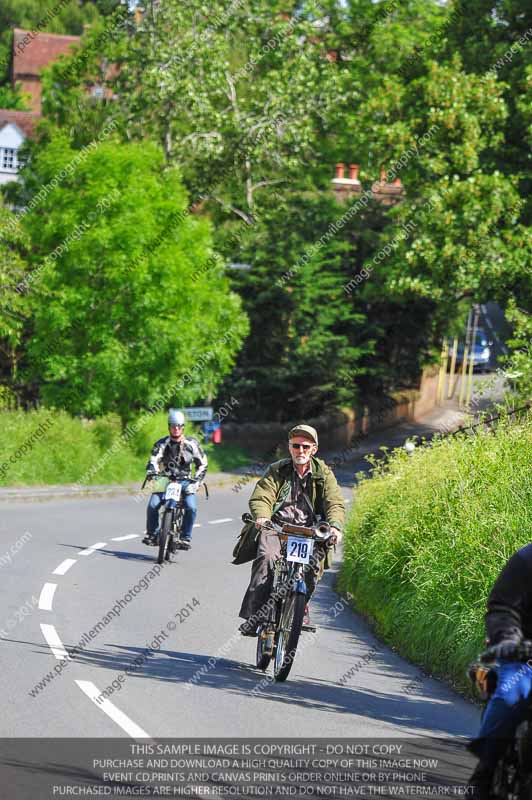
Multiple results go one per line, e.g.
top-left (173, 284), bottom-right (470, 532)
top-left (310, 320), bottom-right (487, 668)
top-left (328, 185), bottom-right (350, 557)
top-left (0, 408), bottom-right (251, 487)
top-left (339, 410), bottom-right (532, 694)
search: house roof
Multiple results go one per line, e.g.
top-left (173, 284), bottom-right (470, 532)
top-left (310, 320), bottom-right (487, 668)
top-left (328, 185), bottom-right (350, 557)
top-left (12, 28), bottom-right (80, 78)
top-left (0, 109), bottom-right (39, 137)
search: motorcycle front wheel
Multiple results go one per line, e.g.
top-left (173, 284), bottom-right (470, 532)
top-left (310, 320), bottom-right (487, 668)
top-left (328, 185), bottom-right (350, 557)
top-left (256, 625), bottom-right (273, 671)
top-left (158, 510), bottom-right (172, 565)
top-left (273, 592), bottom-right (305, 682)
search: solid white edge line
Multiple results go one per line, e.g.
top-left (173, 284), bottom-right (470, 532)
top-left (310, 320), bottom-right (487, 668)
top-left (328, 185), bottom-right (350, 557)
top-left (53, 558), bottom-right (77, 575)
top-left (38, 583), bottom-right (57, 611)
top-left (111, 534), bottom-right (140, 541)
top-left (75, 680), bottom-right (152, 739)
top-left (40, 623), bottom-right (68, 660)
top-left (79, 542), bottom-right (107, 555)
top-left (208, 518), bottom-right (233, 524)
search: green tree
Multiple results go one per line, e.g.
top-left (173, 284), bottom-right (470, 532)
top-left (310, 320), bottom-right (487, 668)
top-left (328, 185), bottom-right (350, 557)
top-left (43, 0), bottom-right (345, 220)
top-left (505, 302), bottom-right (532, 403)
top-left (0, 204), bottom-right (30, 391)
top-left (216, 190), bottom-right (377, 420)
top-left (36, 0), bottom-right (532, 417)
top-left (19, 134), bottom-right (248, 420)
top-left (321, 1), bottom-right (531, 381)
top-left (0, 83), bottom-right (30, 110)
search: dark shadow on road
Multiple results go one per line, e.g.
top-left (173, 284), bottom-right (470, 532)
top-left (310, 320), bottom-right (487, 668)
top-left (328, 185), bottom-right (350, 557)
top-left (57, 543), bottom-right (155, 562)
top-left (37, 636), bottom-right (471, 738)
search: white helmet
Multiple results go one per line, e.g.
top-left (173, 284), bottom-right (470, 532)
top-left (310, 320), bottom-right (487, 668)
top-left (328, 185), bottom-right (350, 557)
top-left (168, 409), bottom-right (185, 426)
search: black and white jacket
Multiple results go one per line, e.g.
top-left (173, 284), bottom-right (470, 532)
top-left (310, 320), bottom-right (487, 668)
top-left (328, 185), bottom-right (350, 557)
top-left (147, 436), bottom-right (208, 483)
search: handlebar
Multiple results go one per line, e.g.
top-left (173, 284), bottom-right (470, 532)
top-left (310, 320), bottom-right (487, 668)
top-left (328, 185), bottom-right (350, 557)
top-left (241, 512), bottom-right (334, 542)
top-left (142, 472), bottom-right (201, 489)
top-left (480, 641), bottom-right (532, 664)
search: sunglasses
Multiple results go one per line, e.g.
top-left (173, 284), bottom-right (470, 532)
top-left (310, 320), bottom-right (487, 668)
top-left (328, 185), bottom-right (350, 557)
top-left (169, 424), bottom-right (184, 429)
top-left (290, 442), bottom-right (313, 451)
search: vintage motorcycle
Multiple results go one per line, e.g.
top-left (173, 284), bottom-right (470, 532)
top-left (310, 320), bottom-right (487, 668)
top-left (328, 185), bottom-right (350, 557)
top-left (142, 471), bottom-right (201, 565)
top-left (242, 513), bottom-right (334, 682)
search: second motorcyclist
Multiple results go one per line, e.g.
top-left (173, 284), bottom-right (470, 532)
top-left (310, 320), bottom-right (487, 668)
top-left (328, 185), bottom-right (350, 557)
top-left (142, 409), bottom-right (208, 551)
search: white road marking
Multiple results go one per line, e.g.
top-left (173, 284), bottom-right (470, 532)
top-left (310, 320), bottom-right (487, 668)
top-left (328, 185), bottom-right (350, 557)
top-left (208, 518), bottom-right (233, 524)
top-left (38, 583), bottom-right (57, 611)
top-left (111, 534), bottom-right (139, 541)
top-left (79, 542), bottom-right (107, 555)
top-left (53, 558), bottom-right (76, 575)
top-left (193, 523), bottom-right (201, 528)
top-left (76, 680), bottom-right (152, 739)
top-left (40, 623), bottom-right (68, 660)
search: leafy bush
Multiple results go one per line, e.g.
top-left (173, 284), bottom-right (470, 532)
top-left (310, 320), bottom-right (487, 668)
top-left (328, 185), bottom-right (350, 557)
top-left (0, 409), bottom-right (250, 487)
top-left (340, 411), bottom-right (532, 691)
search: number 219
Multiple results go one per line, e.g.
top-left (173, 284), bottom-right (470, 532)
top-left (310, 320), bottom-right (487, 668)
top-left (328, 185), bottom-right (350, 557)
top-left (290, 541), bottom-right (308, 559)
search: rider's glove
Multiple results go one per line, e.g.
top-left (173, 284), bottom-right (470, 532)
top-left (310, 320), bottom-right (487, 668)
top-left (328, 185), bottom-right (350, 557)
top-left (330, 526), bottom-right (343, 545)
top-left (484, 637), bottom-right (522, 661)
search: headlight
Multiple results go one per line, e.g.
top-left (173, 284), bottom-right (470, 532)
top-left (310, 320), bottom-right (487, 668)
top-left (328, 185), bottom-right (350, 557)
top-left (313, 523), bottom-right (331, 540)
top-left (482, 347), bottom-right (490, 359)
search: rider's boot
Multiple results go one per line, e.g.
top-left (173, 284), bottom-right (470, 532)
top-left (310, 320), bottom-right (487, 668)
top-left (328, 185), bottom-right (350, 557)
top-left (239, 619), bottom-right (259, 637)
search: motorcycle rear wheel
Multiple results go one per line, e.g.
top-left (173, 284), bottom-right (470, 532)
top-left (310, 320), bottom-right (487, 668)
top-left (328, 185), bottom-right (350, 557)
top-left (273, 593), bottom-right (305, 682)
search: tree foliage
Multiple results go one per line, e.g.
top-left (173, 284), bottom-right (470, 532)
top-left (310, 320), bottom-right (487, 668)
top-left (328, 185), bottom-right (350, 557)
top-left (2, 0), bottom-right (530, 421)
top-left (18, 135), bottom-right (248, 420)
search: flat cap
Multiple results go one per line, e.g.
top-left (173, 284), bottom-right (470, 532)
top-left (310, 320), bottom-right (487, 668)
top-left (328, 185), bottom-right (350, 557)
top-left (288, 424), bottom-right (318, 445)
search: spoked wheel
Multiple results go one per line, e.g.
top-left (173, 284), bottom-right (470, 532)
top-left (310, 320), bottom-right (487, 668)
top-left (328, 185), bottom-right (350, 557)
top-left (256, 625), bottom-right (273, 671)
top-left (158, 510), bottom-right (172, 565)
top-left (273, 593), bottom-right (306, 682)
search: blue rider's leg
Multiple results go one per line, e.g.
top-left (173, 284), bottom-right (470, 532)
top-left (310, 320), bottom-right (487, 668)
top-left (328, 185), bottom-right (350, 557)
top-left (146, 493), bottom-right (164, 537)
top-left (469, 661), bottom-right (532, 763)
top-left (180, 483), bottom-right (197, 541)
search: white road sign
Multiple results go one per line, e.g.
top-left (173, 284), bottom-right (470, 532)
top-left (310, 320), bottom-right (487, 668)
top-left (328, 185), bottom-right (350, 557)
top-left (182, 407), bottom-right (213, 422)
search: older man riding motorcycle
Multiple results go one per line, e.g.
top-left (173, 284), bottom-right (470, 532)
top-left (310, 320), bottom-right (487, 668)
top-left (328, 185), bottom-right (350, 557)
top-left (238, 424), bottom-right (345, 636)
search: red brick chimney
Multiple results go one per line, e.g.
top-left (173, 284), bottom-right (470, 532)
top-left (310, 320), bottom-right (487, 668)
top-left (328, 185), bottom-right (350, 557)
top-left (372, 166), bottom-right (405, 206)
top-left (332, 161), bottom-right (362, 202)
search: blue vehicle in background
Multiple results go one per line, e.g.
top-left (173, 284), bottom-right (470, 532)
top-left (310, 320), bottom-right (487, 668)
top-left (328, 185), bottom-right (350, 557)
top-left (450, 328), bottom-right (493, 371)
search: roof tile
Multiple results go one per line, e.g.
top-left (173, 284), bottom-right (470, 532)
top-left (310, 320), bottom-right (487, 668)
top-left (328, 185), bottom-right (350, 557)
top-left (12, 28), bottom-right (80, 78)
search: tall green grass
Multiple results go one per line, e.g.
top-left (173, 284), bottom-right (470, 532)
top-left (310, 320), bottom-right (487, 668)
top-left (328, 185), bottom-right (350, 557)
top-left (0, 409), bottom-right (250, 487)
top-left (340, 411), bottom-right (532, 692)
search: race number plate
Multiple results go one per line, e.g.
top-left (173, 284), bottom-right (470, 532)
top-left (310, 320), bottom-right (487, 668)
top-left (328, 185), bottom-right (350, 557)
top-left (165, 482), bottom-right (182, 501)
top-left (286, 536), bottom-right (314, 564)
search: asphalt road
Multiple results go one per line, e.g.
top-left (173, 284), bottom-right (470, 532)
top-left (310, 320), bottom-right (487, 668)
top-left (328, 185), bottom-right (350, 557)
top-left (0, 479), bottom-right (480, 742)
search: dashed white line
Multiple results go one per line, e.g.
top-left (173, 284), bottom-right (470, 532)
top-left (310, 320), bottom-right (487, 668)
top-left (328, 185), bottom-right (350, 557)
top-left (111, 534), bottom-right (139, 541)
top-left (76, 680), bottom-right (151, 739)
top-left (208, 518), bottom-right (233, 525)
top-left (40, 623), bottom-right (68, 660)
top-left (53, 558), bottom-right (76, 575)
top-left (193, 523), bottom-right (201, 528)
top-left (79, 542), bottom-right (107, 555)
top-left (38, 583), bottom-right (57, 611)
